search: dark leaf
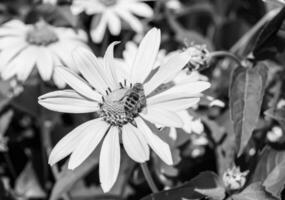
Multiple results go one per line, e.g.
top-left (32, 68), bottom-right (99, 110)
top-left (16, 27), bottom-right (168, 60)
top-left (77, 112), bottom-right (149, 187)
top-left (50, 149), bottom-right (100, 200)
top-left (15, 162), bottom-right (46, 199)
top-left (141, 171), bottom-right (221, 200)
top-left (194, 173), bottom-right (225, 200)
top-left (253, 7), bottom-right (285, 60)
top-left (231, 182), bottom-right (278, 200)
top-left (229, 63), bottom-right (267, 156)
top-left (252, 147), bottom-right (285, 199)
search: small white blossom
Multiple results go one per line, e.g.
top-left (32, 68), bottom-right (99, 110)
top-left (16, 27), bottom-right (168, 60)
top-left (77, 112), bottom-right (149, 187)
top-left (223, 166), bottom-right (249, 191)
top-left (71, 0), bottom-right (153, 43)
top-left (267, 126), bottom-right (283, 142)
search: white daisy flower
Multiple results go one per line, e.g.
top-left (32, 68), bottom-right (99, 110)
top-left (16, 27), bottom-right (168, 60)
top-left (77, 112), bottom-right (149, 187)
top-left (71, 0), bottom-right (153, 43)
top-left (0, 20), bottom-right (88, 88)
top-left (38, 28), bottom-right (210, 192)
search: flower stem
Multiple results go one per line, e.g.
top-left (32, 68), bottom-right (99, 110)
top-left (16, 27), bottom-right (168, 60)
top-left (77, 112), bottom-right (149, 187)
top-left (140, 162), bottom-right (159, 193)
top-left (210, 51), bottom-right (242, 66)
top-left (3, 152), bottom-right (17, 180)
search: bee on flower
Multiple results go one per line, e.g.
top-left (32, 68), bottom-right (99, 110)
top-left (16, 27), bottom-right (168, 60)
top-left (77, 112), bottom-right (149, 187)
top-left (38, 28), bottom-right (211, 192)
top-left (71, 0), bottom-right (153, 43)
top-left (0, 19), bottom-right (88, 88)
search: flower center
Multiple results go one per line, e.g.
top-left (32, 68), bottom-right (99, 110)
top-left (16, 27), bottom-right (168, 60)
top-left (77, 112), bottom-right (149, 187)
top-left (26, 21), bottom-right (59, 46)
top-left (99, 0), bottom-right (117, 7)
top-left (99, 83), bottom-right (146, 127)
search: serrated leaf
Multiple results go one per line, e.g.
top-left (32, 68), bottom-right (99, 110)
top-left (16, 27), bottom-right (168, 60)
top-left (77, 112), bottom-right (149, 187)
top-left (252, 147), bottom-right (285, 199)
top-left (49, 149), bottom-right (100, 200)
top-left (141, 171), bottom-right (221, 200)
top-left (231, 182), bottom-right (278, 200)
top-left (229, 63), bottom-right (267, 156)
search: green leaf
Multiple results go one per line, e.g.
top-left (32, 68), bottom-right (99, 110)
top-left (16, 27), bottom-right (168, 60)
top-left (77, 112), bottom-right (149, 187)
top-left (15, 162), bottom-right (46, 199)
top-left (252, 147), bottom-right (285, 199)
top-left (49, 149), bottom-right (100, 200)
top-left (141, 171), bottom-right (222, 200)
top-left (253, 7), bottom-right (285, 60)
top-left (229, 63), bottom-right (267, 156)
top-left (194, 173), bottom-right (225, 200)
top-left (231, 182), bottom-right (278, 200)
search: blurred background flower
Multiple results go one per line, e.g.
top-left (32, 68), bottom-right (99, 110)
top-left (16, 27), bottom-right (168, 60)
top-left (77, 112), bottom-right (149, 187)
top-left (0, 19), bottom-right (88, 88)
top-left (71, 0), bottom-right (153, 42)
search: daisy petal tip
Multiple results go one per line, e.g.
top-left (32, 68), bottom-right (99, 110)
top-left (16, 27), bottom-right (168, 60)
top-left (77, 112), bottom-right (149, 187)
top-left (101, 182), bottom-right (113, 193)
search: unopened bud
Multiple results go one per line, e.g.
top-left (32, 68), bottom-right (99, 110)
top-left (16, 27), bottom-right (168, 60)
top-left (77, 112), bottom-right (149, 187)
top-left (223, 166), bottom-right (249, 191)
top-left (184, 45), bottom-right (210, 71)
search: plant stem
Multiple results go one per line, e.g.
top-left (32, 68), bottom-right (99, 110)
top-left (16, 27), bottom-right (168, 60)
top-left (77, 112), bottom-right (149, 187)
top-left (3, 152), bottom-right (17, 180)
top-left (140, 163), bottom-right (159, 193)
top-left (210, 51), bottom-right (242, 66)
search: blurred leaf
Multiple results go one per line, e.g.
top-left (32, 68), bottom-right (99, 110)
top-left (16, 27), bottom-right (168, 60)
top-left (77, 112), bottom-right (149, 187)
top-left (194, 173), bottom-right (225, 200)
top-left (253, 7), bottom-right (285, 60)
top-left (231, 182), bottom-right (278, 200)
top-left (11, 83), bottom-right (40, 117)
top-left (50, 148), bottom-right (100, 200)
top-left (251, 147), bottom-right (285, 199)
top-left (15, 162), bottom-right (46, 199)
top-left (0, 80), bottom-right (14, 112)
top-left (26, 4), bottom-right (77, 27)
top-left (229, 63), bottom-right (267, 156)
top-left (141, 171), bottom-right (220, 200)
top-left (264, 107), bottom-right (285, 125)
top-left (0, 110), bottom-right (13, 137)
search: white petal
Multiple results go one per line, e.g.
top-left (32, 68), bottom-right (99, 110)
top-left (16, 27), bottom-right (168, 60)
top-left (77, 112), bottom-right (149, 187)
top-left (36, 48), bottom-right (53, 81)
top-left (115, 9), bottom-right (143, 32)
top-left (106, 11), bottom-right (121, 35)
top-left (148, 98), bottom-right (201, 111)
top-left (104, 42), bottom-right (121, 90)
top-left (2, 47), bottom-right (36, 81)
top-left (153, 81), bottom-right (211, 98)
top-left (125, 3), bottom-right (153, 17)
top-left (99, 126), bottom-right (120, 192)
top-left (131, 28), bottom-right (160, 84)
top-left (90, 14), bottom-right (107, 43)
top-left (38, 90), bottom-right (100, 113)
top-left (0, 43), bottom-right (28, 70)
top-left (144, 51), bottom-right (191, 95)
top-left (141, 108), bottom-right (183, 128)
top-left (72, 47), bottom-right (109, 94)
top-left (49, 42), bottom-right (77, 71)
top-left (68, 120), bottom-right (109, 169)
top-left (135, 117), bottom-right (173, 165)
top-left (55, 67), bottom-right (102, 101)
top-left (48, 119), bottom-right (103, 165)
top-left (122, 123), bottom-right (149, 163)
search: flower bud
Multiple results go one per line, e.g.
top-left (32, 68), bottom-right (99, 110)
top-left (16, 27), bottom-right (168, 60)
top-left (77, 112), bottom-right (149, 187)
top-left (223, 166), bottom-right (249, 191)
top-left (184, 45), bottom-right (210, 71)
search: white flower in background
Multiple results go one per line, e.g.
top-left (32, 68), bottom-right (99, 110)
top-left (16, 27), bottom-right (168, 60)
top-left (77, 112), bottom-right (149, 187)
top-left (267, 126), bottom-right (283, 142)
top-left (166, 0), bottom-right (182, 11)
top-left (38, 28), bottom-right (210, 192)
top-left (0, 20), bottom-right (88, 88)
top-left (223, 166), bottom-right (249, 191)
top-left (277, 99), bottom-right (285, 108)
top-left (43, 0), bottom-right (57, 4)
top-left (71, 0), bottom-right (153, 43)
